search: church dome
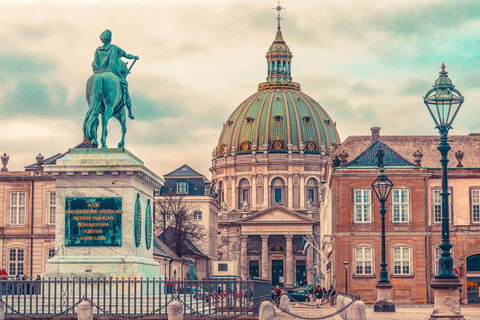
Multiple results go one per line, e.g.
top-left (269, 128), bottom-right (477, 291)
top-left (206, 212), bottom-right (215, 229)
top-left (215, 22), bottom-right (340, 157)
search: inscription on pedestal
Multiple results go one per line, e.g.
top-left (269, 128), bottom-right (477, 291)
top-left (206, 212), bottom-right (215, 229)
top-left (65, 197), bottom-right (122, 247)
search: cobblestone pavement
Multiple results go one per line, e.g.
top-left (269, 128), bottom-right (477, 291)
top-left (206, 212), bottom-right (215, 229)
top-left (274, 302), bottom-right (480, 320)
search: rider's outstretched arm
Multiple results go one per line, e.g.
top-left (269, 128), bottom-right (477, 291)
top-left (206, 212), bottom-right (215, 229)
top-left (123, 53), bottom-right (139, 60)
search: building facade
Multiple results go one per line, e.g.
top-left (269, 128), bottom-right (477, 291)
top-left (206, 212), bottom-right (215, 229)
top-left (212, 16), bottom-right (340, 288)
top-left (157, 164), bottom-right (219, 278)
top-left (322, 127), bottom-right (480, 304)
top-left (0, 155), bottom-right (56, 278)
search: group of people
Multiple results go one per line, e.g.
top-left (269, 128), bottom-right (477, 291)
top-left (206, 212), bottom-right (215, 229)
top-left (315, 285), bottom-right (336, 306)
top-left (0, 275), bottom-right (42, 295)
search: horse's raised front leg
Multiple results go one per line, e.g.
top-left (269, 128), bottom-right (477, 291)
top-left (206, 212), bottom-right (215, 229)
top-left (101, 101), bottom-right (113, 148)
top-left (116, 108), bottom-right (127, 148)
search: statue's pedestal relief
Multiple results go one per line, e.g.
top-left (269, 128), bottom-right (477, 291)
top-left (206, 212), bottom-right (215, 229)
top-left (429, 278), bottom-right (465, 320)
top-left (44, 148), bottom-right (163, 279)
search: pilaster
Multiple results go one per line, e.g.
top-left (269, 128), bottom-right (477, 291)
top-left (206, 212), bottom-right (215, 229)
top-left (261, 236), bottom-right (269, 279)
top-left (285, 235), bottom-right (293, 289)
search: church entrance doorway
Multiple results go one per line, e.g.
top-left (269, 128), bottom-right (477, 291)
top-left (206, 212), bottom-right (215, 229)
top-left (467, 254), bottom-right (480, 302)
top-left (272, 260), bottom-right (284, 286)
top-left (296, 260), bottom-right (306, 286)
top-left (249, 260), bottom-right (259, 279)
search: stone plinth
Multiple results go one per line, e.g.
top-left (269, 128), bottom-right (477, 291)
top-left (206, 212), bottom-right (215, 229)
top-left (44, 148), bottom-right (163, 279)
top-left (429, 278), bottom-right (465, 320)
top-left (374, 282), bottom-right (395, 312)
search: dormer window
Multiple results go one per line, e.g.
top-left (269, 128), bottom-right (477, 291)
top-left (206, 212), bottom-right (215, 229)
top-left (240, 140), bottom-right (252, 151)
top-left (303, 115), bottom-right (311, 124)
top-left (273, 114), bottom-right (283, 124)
top-left (246, 116), bottom-right (254, 124)
top-left (271, 139), bottom-right (286, 150)
top-left (227, 119), bottom-right (233, 126)
top-left (177, 181), bottom-right (188, 194)
top-left (305, 139), bottom-right (318, 151)
top-left (325, 119), bottom-right (331, 126)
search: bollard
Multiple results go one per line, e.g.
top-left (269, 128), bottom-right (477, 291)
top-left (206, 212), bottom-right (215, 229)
top-left (167, 301), bottom-right (183, 320)
top-left (351, 300), bottom-right (367, 320)
top-left (77, 301), bottom-right (93, 320)
top-left (0, 301), bottom-right (4, 320)
top-left (258, 300), bottom-right (274, 320)
top-left (279, 294), bottom-right (290, 312)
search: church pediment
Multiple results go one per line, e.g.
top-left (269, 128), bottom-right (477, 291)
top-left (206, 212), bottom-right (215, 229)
top-left (238, 205), bottom-right (315, 224)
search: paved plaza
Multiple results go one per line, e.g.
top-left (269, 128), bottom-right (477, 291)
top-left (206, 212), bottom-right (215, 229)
top-left (273, 302), bottom-right (480, 320)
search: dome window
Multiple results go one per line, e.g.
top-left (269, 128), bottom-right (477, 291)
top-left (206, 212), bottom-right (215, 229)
top-left (273, 114), bottom-right (283, 124)
top-left (271, 139), bottom-right (286, 150)
top-left (297, 97), bottom-right (301, 101)
top-left (303, 115), bottom-right (311, 124)
top-left (240, 140), bottom-right (252, 151)
top-left (227, 119), bottom-right (234, 126)
top-left (305, 139), bottom-right (318, 151)
top-left (325, 119), bottom-right (331, 126)
top-left (246, 116), bottom-right (254, 124)
top-left (276, 96), bottom-right (281, 101)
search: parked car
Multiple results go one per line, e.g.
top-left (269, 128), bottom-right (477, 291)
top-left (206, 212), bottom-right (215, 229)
top-left (285, 288), bottom-right (311, 302)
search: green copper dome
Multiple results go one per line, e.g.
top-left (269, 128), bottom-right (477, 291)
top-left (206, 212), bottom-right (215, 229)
top-left (216, 24), bottom-right (340, 156)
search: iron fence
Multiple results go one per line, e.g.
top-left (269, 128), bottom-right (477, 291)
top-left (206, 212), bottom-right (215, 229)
top-left (0, 278), bottom-right (262, 317)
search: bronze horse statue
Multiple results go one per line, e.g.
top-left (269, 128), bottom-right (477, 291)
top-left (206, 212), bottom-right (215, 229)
top-left (83, 72), bottom-right (127, 149)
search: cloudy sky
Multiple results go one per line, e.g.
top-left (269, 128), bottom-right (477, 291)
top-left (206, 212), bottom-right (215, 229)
top-left (1, 0), bottom-right (480, 176)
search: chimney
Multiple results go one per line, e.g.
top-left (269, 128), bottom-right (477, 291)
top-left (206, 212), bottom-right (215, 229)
top-left (371, 127), bottom-right (381, 142)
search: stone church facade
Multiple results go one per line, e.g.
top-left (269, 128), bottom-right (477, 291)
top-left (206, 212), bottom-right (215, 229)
top-left (212, 15), bottom-right (340, 288)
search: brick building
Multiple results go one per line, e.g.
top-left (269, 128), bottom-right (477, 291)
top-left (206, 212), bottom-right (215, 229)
top-left (321, 127), bottom-right (480, 304)
top-left (0, 154), bottom-right (57, 278)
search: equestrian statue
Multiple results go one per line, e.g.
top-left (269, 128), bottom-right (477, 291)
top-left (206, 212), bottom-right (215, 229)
top-left (83, 29), bottom-right (139, 148)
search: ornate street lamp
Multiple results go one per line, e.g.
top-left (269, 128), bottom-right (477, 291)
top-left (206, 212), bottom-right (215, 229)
top-left (423, 63), bottom-right (465, 319)
top-left (371, 163), bottom-right (395, 312)
top-left (343, 258), bottom-right (349, 293)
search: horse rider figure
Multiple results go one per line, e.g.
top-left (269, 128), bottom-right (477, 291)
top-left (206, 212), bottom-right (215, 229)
top-left (92, 30), bottom-right (138, 119)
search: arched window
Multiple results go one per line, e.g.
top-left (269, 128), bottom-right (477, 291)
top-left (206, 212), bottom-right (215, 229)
top-left (271, 177), bottom-right (286, 206)
top-left (238, 178), bottom-right (250, 209)
top-left (48, 248), bottom-right (55, 259)
top-left (218, 181), bottom-right (224, 204)
top-left (306, 178), bottom-right (318, 207)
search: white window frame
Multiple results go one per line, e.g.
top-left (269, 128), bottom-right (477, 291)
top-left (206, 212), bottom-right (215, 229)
top-left (354, 189), bottom-right (371, 223)
top-left (393, 246), bottom-right (411, 275)
top-left (194, 210), bottom-right (202, 220)
top-left (10, 192), bottom-right (26, 225)
top-left (472, 190), bottom-right (480, 223)
top-left (9, 249), bottom-right (25, 276)
top-left (392, 189), bottom-right (409, 223)
top-left (355, 246), bottom-right (373, 275)
top-left (433, 190), bottom-right (442, 223)
top-left (48, 192), bottom-right (56, 225)
top-left (177, 181), bottom-right (188, 194)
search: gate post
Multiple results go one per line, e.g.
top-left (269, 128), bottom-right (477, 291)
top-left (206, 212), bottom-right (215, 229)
top-left (252, 277), bottom-right (272, 315)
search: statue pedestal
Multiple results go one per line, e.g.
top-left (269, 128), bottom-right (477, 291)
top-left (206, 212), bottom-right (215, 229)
top-left (429, 278), bottom-right (465, 320)
top-left (374, 282), bottom-right (395, 312)
top-left (44, 148), bottom-right (163, 279)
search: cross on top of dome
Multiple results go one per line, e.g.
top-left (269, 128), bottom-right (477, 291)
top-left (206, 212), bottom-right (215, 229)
top-left (273, 1), bottom-right (285, 30)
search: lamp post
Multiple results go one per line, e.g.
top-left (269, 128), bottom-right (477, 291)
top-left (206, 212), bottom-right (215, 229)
top-left (371, 164), bottom-right (395, 312)
top-left (423, 63), bottom-right (465, 320)
top-left (343, 258), bottom-right (349, 293)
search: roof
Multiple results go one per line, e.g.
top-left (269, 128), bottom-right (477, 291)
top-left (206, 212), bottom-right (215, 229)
top-left (330, 132), bottom-right (480, 168)
top-left (24, 153), bottom-right (66, 171)
top-left (164, 164), bottom-right (208, 181)
top-left (347, 140), bottom-right (414, 167)
top-left (152, 237), bottom-right (182, 262)
top-left (215, 24), bottom-right (340, 158)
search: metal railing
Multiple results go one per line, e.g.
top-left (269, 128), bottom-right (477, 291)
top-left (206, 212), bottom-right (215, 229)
top-left (0, 278), bottom-right (259, 317)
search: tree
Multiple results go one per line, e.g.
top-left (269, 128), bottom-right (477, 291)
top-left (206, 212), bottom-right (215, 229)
top-left (155, 195), bottom-right (206, 258)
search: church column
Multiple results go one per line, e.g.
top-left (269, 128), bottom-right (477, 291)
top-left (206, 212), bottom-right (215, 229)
top-left (251, 175), bottom-right (257, 211)
top-left (240, 235), bottom-right (248, 280)
top-left (306, 236), bottom-right (314, 285)
top-left (287, 174), bottom-right (293, 209)
top-left (285, 235), bottom-right (293, 289)
top-left (300, 175), bottom-right (305, 210)
top-left (263, 176), bottom-right (269, 208)
top-left (261, 236), bottom-right (269, 279)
